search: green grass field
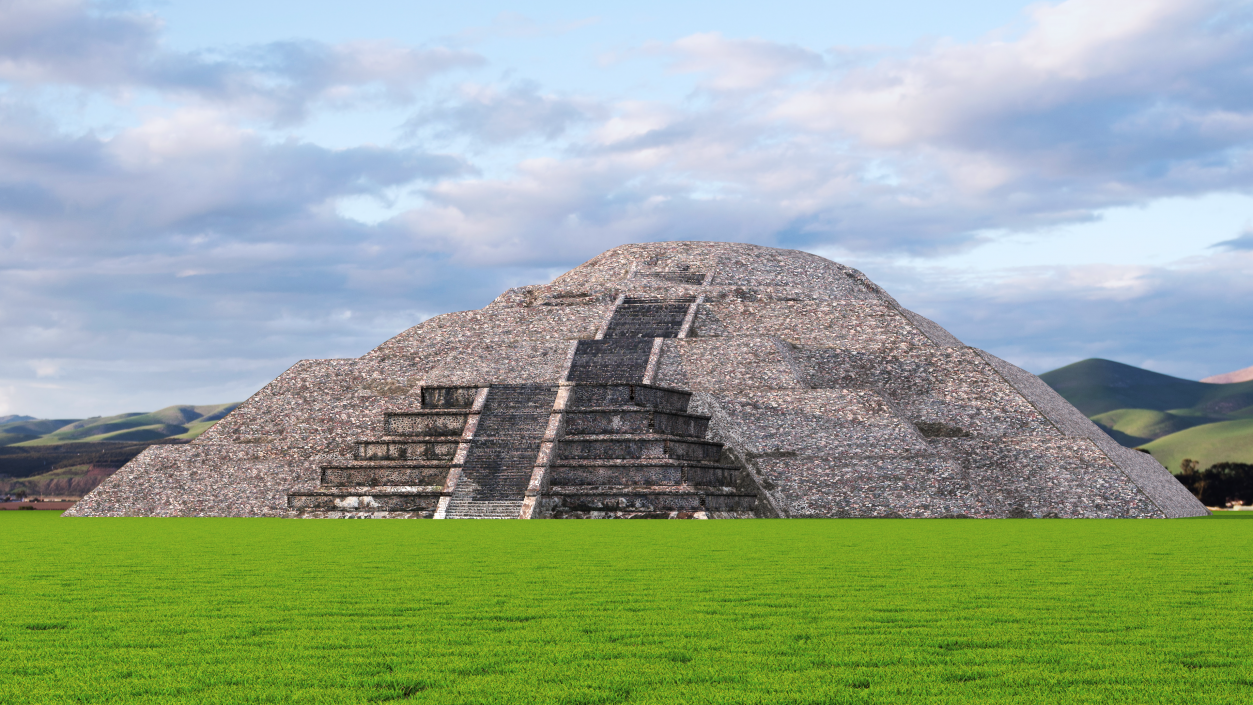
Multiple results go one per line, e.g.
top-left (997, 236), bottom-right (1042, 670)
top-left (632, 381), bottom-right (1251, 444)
top-left (3, 513), bottom-right (1251, 704)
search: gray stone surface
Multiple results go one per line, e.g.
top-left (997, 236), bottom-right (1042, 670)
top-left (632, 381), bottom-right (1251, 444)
top-left (68, 241), bottom-right (1207, 519)
top-left (975, 350), bottom-right (1208, 517)
top-left (901, 309), bottom-right (964, 348)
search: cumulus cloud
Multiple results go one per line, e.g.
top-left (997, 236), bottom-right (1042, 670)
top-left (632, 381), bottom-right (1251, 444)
top-left (667, 32), bottom-right (825, 91)
top-left (405, 81), bottom-right (598, 143)
top-left (857, 247), bottom-right (1253, 379)
top-left (0, 108), bottom-right (468, 252)
top-left (380, 0), bottom-right (1253, 265)
top-left (0, 0), bottom-right (483, 122)
top-left (0, 106), bottom-right (479, 416)
top-left (5, 0), bottom-right (1253, 415)
top-left (0, 0), bottom-right (159, 85)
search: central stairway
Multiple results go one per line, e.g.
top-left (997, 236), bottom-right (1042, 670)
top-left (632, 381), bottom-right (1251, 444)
top-left (285, 276), bottom-right (763, 518)
top-left (537, 383), bottom-right (758, 518)
top-left (534, 287), bottom-right (760, 518)
top-left (443, 384), bottom-right (558, 519)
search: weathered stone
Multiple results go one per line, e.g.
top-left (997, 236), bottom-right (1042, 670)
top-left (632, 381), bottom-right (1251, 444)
top-left (67, 242), bottom-right (1208, 519)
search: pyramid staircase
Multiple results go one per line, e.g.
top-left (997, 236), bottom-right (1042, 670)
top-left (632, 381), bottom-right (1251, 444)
top-left (287, 386), bottom-right (480, 518)
top-left (442, 384), bottom-right (558, 519)
top-left (538, 382), bottom-right (757, 518)
top-left (287, 271), bottom-right (762, 518)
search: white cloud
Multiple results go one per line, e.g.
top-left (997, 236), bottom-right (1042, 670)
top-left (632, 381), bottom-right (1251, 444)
top-left (668, 32), bottom-right (824, 91)
top-left (30, 360), bottom-right (60, 378)
top-left (856, 247), bottom-right (1253, 378)
top-left (774, 0), bottom-right (1246, 147)
top-left (406, 81), bottom-right (599, 143)
top-left (4, 0), bottom-right (1253, 415)
top-left (0, 0), bottom-right (484, 123)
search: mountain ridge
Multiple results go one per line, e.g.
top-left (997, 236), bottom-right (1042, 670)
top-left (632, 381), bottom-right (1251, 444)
top-left (0, 403), bottom-right (240, 448)
top-left (1202, 364), bottom-right (1253, 384)
top-left (1040, 358), bottom-right (1253, 471)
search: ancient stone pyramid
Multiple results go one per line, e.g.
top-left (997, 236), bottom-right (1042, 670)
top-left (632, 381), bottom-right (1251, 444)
top-left (69, 242), bottom-right (1207, 519)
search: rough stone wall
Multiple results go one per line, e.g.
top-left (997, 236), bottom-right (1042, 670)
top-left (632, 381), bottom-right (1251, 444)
top-left (68, 241), bottom-right (1208, 518)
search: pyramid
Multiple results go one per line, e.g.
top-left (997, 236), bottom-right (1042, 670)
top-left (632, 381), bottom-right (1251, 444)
top-left (68, 242), bottom-right (1207, 519)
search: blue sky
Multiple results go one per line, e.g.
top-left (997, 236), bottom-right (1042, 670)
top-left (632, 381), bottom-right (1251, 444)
top-left (2, 0), bottom-right (1252, 418)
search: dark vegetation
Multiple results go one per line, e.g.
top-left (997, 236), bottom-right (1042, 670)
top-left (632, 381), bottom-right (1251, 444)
top-left (0, 440), bottom-right (188, 478)
top-left (1175, 460), bottom-right (1253, 507)
top-left (0, 440), bottom-right (192, 497)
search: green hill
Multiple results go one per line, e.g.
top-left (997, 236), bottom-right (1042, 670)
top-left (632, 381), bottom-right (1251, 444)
top-left (1039, 359), bottom-right (1253, 417)
top-left (13, 403), bottom-right (239, 446)
top-left (1139, 419), bottom-right (1253, 473)
top-left (1041, 358), bottom-right (1253, 475)
top-left (0, 403), bottom-right (241, 495)
top-left (1088, 408), bottom-right (1221, 446)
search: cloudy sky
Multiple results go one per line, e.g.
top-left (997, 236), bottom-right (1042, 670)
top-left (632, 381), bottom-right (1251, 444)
top-left (2, 0), bottom-right (1252, 418)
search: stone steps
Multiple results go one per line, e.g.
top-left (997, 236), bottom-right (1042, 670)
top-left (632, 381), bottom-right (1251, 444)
top-left (294, 510), bottom-right (435, 519)
top-left (544, 488), bottom-right (758, 517)
top-left (383, 410), bottom-right (474, 437)
top-left (545, 459), bottom-right (741, 488)
top-left (421, 386), bottom-right (479, 409)
top-left (288, 490), bottom-right (442, 514)
top-left (285, 385), bottom-right (481, 519)
top-left (524, 294), bottom-right (761, 520)
top-left (566, 340), bottom-right (655, 383)
top-left (566, 383), bottom-right (692, 412)
top-left (355, 438), bottom-right (460, 461)
top-left (442, 384), bottom-right (558, 517)
top-left (320, 463), bottom-right (453, 487)
top-left (555, 435), bottom-right (724, 462)
top-left (443, 498), bottom-right (523, 519)
top-left (562, 408), bottom-right (710, 438)
top-left (602, 300), bottom-right (692, 338)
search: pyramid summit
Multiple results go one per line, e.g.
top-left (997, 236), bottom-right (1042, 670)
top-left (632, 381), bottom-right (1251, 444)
top-left (69, 242), bottom-right (1207, 519)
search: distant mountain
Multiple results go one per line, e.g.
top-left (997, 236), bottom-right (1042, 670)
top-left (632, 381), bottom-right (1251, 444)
top-left (1040, 358), bottom-right (1253, 472)
top-left (1039, 359), bottom-right (1253, 417)
top-left (0, 402), bottom-right (241, 498)
top-left (1202, 364), bottom-right (1253, 384)
top-left (3, 403), bottom-right (240, 447)
top-left (0, 418), bottom-right (85, 446)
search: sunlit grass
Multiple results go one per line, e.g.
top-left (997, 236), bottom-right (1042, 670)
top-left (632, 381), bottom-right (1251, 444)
top-left (2, 512), bottom-right (1250, 704)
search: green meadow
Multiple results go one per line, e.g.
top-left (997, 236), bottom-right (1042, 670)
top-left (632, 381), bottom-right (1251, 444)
top-left (2, 513), bottom-right (1251, 704)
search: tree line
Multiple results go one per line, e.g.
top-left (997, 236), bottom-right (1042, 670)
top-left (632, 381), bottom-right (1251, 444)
top-left (1175, 460), bottom-right (1253, 508)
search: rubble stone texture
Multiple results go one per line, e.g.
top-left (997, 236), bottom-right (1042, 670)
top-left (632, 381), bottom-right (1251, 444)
top-left (68, 242), bottom-right (1208, 519)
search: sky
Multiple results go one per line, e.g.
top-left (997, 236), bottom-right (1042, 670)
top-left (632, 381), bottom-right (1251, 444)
top-left (2, 0), bottom-right (1252, 419)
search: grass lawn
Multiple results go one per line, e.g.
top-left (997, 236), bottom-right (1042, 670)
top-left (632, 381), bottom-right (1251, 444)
top-left (2, 513), bottom-right (1251, 704)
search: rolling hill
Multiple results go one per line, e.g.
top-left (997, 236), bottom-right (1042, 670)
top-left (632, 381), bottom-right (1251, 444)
top-left (1040, 359), bottom-right (1253, 473)
top-left (1, 403), bottom-right (239, 447)
top-left (0, 403), bottom-right (241, 497)
top-left (1039, 359), bottom-right (1253, 417)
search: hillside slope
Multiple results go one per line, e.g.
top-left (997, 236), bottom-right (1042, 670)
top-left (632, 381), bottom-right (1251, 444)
top-left (1140, 419), bottom-right (1253, 473)
top-left (10, 403), bottom-right (240, 446)
top-left (0, 403), bottom-right (241, 497)
top-left (1041, 359), bottom-right (1253, 472)
top-left (1039, 359), bottom-right (1253, 417)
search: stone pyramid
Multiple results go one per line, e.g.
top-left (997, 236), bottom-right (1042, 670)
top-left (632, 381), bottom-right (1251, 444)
top-left (68, 242), bottom-right (1207, 519)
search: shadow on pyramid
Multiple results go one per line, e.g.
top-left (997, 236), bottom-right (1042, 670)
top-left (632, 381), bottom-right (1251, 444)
top-left (68, 242), bottom-right (1207, 519)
